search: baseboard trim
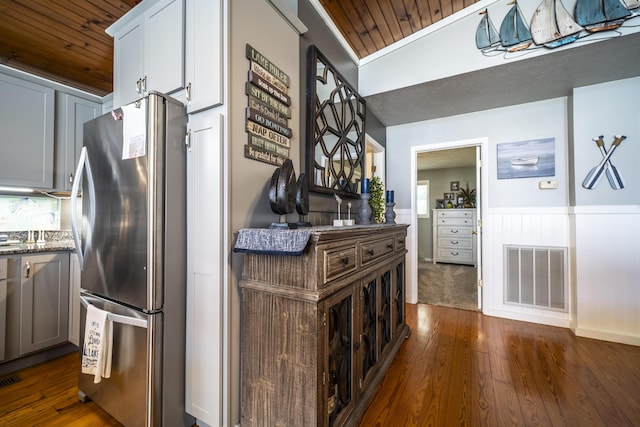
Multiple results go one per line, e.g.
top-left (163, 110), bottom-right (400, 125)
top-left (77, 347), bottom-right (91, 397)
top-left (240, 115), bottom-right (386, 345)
top-left (482, 308), bottom-right (571, 329)
top-left (573, 327), bottom-right (640, 346)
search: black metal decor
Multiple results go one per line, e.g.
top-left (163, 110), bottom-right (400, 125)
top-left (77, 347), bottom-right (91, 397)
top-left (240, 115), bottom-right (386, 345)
top-left (306, 45), bottom-right (366, 198)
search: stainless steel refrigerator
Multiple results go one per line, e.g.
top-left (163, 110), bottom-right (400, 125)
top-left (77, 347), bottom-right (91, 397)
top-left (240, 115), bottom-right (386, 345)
top-left (71, 92), bottom-right (191, 426)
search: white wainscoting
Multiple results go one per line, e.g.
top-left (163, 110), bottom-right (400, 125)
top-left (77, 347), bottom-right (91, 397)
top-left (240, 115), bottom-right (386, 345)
top-left (571, 206), bottom-right (640, 346)
top-left (482, 207), bottom-right (572, 327)
top-left (395, 209), bottom-right (416, 304)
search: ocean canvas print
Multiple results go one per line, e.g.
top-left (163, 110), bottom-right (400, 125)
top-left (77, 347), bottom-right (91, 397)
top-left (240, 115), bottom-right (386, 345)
top-left (497, 137), bottom-right (555, 179)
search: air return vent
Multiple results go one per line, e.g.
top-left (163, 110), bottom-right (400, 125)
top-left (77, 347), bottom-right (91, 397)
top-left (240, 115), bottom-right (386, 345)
top-left (504, 245), bottom-right (567, 311)
top-left (0, 374), bottom-right (20, 389)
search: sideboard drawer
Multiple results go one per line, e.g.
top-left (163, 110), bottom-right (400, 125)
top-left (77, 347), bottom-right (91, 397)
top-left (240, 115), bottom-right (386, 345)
top-left (394, 234), bottom-right (406, 251)
top-left (323, 246), bottom-right (357, 284)
top-left (361, 237), bottom-right (395, 266)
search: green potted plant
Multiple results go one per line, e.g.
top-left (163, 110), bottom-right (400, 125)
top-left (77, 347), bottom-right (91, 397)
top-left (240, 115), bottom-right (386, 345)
top-left (369, 176), bottom-right (385, 223)
top-left (459, 184), bottom-right (476, 208)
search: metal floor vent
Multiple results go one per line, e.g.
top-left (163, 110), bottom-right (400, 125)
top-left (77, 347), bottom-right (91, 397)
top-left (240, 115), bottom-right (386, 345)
top-left (0, 374), bottom-right (21, 389)
top-left (504, 245), bottom-right (567, 311)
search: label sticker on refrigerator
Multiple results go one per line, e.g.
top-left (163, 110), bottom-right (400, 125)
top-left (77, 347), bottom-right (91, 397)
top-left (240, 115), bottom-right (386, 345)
top-left (122, 99), bottom-right (147, 159)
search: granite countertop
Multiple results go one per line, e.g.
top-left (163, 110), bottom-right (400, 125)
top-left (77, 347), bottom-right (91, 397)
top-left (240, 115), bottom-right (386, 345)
top-left (0, 240), bottom-right (76, 255)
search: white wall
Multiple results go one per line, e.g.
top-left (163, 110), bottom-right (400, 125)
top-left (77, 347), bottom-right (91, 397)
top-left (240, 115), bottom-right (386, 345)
top-left (387, 77), bottom-right (640, 343)
top-left (570, 76), bottom-right (640, 345)
top-left (359, 0), bottom-right (640, 97)
top-left (387, 97), bottom-right (570, 210)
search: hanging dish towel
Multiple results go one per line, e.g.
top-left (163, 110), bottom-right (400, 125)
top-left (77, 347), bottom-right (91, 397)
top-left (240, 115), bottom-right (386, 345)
top-left (81, 304), bottom-right (113, 384)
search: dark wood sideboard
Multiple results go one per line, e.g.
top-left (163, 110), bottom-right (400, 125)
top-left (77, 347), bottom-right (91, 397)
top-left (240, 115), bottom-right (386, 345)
top-left (239, 224), bottom-right (410, 426)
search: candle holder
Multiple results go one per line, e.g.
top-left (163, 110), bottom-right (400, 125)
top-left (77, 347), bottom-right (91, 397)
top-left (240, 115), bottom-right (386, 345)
top-left (358, 193), bottom-right (372, 225)
top-left (385, 202), bottom-right (396, 224)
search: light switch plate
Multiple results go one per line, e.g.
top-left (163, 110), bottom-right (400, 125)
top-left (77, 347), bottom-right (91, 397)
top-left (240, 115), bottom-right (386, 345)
top-left (539, 180), bottom-right (558, 189)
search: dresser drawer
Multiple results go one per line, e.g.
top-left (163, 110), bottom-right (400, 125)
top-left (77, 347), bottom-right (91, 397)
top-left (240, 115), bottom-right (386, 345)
top-left (361, 237), bottom-right (395, 265)
top-left (394, 234), bottom-right (406, 251)
top-left (437, 237), bottom-right (472, 250)
top-left (438, 226), bottom-right (473, 237)
top-left (323, 246), bottom-right (357, 284)
top-left (437, 217), bottom-right (474, 226)
top-left (436, 248), bottom-right (473, 263)
top-left (436, 209), bottom-right (474, 218)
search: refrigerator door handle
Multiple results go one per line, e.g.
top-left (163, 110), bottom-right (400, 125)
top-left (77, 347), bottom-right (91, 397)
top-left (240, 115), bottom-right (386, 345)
top-left (71, 147), bottom-right (96, 270)
top-left (80, 297), bottom-right (148, 329)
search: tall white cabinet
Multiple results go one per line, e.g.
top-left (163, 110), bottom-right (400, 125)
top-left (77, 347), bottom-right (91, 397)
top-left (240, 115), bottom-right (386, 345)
top-left (432, 208), bottom-right (477, 266)
top-left (107, 0), bottom-right (185, 108)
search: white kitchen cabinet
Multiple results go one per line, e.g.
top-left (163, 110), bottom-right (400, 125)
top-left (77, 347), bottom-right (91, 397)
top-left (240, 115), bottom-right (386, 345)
top-left (68, 253), bottom-right (81, 346)
top-left (0, 72), bottom-right (55, 189)
top-left (108, 0), bottom-right (185, 108)
top-left (55, 93), bottom-right (101, 191)
top-left (184, 0), bottom-right (223, 113)
top-left (185, 109), bottom-right (224, 425)
top-left (432, 208), bottom-right (477, 265)
top-left (18, 253), bottom-right (70, 355)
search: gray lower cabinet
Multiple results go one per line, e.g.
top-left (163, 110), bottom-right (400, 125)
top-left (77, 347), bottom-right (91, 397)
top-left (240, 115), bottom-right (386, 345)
top-left (3, 253), bottom-right (70, 361)
top-left (0, 72), bottom-right (55, 189)
top-left (0, 259), bottom-right (7, 362)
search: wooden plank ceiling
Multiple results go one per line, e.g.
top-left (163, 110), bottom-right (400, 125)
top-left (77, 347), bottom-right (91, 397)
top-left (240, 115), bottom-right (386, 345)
top-left (319, 0), bottom-right (478, 58)
top-left (0, 0), bottom-right (476, 95)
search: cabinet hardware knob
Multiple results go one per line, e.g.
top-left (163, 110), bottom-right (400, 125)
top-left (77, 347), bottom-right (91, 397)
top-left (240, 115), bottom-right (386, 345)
top-left (472, 231), bottom-right (478, 235)
top-left (25, 261), bottom-right (31, 279)
top-left (451, 241), bottom-right (459, 245)
top-left (367, 249), bottom-right (374, 256)
top-left (386, 244), bottom-right (393, 249)
top-left (341, 257), bottom-right (349, 265)
top-left (68, 172), bottom-right (74, 184)
top-left (185, 130), bottom-right (192, 152)
top-left (135, 78), bottom-right (142, 95)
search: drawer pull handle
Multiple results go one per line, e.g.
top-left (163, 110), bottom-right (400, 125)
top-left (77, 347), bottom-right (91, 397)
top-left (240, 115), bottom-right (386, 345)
top-left (450, 252), bottom-right (459, 256)
top-left (387, 244), bottom-right (394, 249)
top-left (398, 239), bottom-right (404, 244)
top-left (367, 249), bottom-right (374, 256)
top-left (341, 257), bottom-right (349, 265)
top-left (450, 241), bottom-right (459, 245)
top-left (450, 229), bottom-right (459, 233)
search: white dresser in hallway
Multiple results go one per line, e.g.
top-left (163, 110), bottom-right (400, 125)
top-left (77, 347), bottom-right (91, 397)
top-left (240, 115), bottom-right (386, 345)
top-left (432, 208), bottom-right (477, 265)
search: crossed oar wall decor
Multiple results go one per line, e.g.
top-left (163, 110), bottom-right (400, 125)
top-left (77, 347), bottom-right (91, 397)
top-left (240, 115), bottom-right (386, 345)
top-left (582, 135), bottom-right (627, 190)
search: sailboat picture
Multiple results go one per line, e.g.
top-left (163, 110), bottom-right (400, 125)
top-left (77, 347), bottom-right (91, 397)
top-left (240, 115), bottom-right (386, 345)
top-left (530, 0), bottom-right (584, 48)
top-left (575, 0), bottom-right (632, 32)
top-left (499, 0), bottom-right (533, 51)
top-left (476, 9), bottom-right (501, 51)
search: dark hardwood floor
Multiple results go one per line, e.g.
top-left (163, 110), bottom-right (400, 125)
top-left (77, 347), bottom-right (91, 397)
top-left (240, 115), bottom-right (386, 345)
top-left (359, 304), bottom-right (640, 426)
top-left (1, 304), bottom-right (639, 426)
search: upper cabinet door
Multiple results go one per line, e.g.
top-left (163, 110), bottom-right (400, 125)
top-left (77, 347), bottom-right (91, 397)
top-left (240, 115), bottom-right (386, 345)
top-left (113, 21), bottom-right (145, 108)
top-left (184, 0), bottom-right (223, 113)
top-left (110, 0), bottom-right (185, 109)
top-left (146, 0), bottom-right (185, 96)
top-left (55, 93), bottom-right (102, 191)
top-left (0, 73), bottom-right (55, 189)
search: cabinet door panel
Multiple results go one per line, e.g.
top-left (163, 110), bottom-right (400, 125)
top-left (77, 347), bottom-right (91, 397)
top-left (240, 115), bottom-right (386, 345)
top-left (359, 274), bottom-right (378, 391)
top-left (185, 0), bottom-right (223, 112)
top-left (0, 73), bottom-right (54, 188)
top-left (114, 21), bottom-right (144, 107)
top-left (20, 254), bottom-right (69, 355)
top-left (378, 269), bottom-right (392, 357)
top-left (324, 286), bottom-right (354, 427)
top-left (146, 0), bottom-right (185, 95)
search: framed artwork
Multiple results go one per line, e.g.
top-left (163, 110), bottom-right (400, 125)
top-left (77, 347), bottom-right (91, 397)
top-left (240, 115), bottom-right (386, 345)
top-left (444, 192), bottom-right (455, 200)
top-left (450, 181), bottom-right (459, 191)
top-left (497, 137), bottom-right (556, 179)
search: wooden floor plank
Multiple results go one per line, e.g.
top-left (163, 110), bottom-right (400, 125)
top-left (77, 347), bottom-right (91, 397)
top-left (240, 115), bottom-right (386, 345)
top-left (1, 304), bottom-right (639, 426)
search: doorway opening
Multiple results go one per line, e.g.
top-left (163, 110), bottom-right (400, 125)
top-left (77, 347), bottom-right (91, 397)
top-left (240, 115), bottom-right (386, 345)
top-left (409, 138), bottom-right (486, 311)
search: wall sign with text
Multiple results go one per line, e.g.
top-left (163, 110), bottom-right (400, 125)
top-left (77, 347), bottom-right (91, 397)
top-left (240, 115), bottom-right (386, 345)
top-left (244, 44), bottom-right (292, 166)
